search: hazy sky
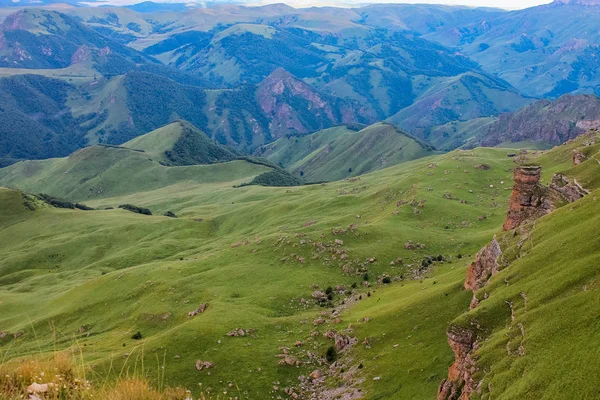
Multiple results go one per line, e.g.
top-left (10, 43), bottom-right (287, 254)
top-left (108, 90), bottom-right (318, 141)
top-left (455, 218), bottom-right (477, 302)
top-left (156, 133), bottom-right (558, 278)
top-left (365, 0), bottom-right (551, 9)
top-left (271, 0), bottom-right (553, 9)
top-left (83, 0), bottom-right (554, 10)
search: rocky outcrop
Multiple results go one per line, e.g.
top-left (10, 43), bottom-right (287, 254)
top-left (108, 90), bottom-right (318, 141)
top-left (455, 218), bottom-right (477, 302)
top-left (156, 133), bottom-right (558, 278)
top-left (480, 95), bottom-right (600, 147)
top-left (502, 165), bottom-right (589, 231)
top-left (572, 150), bottom-right (587, 166)
top-left (195, 360), bottom-right (214, 371)
top-left (187, 303), bottom-right (208, 318)
top-left (256, 68), bottom-right (376, 139)
top-left (437, 326), bottom-right (478, 400)
top-left (502, 166), bottom-right (552, 231)
top-left (550, 174), bottom-right (588, 202)
top-left (440, 160), bottom-right (591, 399)
top-left (464, 238), bottom-right (501, 309)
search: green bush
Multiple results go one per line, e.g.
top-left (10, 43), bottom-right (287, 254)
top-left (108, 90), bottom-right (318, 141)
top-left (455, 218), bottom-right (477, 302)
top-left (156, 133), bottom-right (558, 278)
top-left (118, 204), bottom-right (152, 215)
top-left (325, 346), bottom-right (338, 363)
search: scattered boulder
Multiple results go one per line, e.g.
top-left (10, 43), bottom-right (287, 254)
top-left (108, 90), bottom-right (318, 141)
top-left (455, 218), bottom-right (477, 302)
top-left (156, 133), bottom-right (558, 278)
top-left (404, 241), bottom-right (425, 250)
top-left (195, 360), bottom-right (214, 371)
top-left (188, 303), bottom-right (208, 318)
top-left (573, 150), bottom-right (587, 166)
top-left (332, 227), bottom-right (347, 235)
top-left (27, 383), bottom-right (50, 394)
top-left (312, 290), bottom-right (327, 301)
top-left (278, 355), bottom-right (300, 366)
top-left (309, 370), bottom-right (323, 380)
top-left (226, 328), bottom-right (256, 337)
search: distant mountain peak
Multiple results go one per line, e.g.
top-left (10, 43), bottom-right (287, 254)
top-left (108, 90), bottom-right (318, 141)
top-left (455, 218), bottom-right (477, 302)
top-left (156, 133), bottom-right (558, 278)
top-left (551, 0), bottom-right (600, 6)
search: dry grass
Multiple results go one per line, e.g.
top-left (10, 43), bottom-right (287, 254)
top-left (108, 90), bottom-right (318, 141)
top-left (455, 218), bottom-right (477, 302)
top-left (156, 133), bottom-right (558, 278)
top-left (0, 352), bottom-right (196, 400)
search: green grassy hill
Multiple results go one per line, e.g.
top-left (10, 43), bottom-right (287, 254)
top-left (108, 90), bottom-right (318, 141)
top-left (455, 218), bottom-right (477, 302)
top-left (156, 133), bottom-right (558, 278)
top-left (256, 122), bottom-right (436, 182)
top-left (440, 129), bottom-right (600, 399)
top-left (0, 145), bottom-right (518, 399)
top-left (0, 122), bottom-right (267, 201)
top-left (1, 132), bottom-right (599, 399)
top-left (388, 72), bottom-right (533, 138)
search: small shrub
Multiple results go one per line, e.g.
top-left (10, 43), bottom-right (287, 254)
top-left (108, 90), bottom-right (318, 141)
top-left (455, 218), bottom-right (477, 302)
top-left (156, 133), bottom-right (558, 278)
top-left (163, 211), bottom-right (177, 218)
top-left (37, 193), bottom-right (94, 211)
top-left (325, 346), bottom-right (338, 363)
top-left (382, 277), bottom-right (391, 284)
top-left (351, 282), bottom-right (357, 289)
top-left (119, 204), bottom-right (152, 215)
top-left (363, 273), bottom-right (369, 281)
top-left (131, 331), bottom-right (143, 340)
top-left (325, 286), bottom-right (333, 295)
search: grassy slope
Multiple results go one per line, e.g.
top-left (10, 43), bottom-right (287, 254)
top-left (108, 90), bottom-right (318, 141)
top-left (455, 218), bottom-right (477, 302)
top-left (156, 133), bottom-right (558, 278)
top-left (0, 147), bottom-right (516, 399)
top-left (122, 121), bottom-right (185, 163)
top-left (429, 117), bottom-right (497, 151)
top-left (0, 121), bottom-right (268, 201)
top-left (0, 147), bottom-right (268, 201)
top-left (468, 193), bottom-right (600, 400)
top-left (257, 123), bottom-right (435, 182)
top-left (449, 130), bottom-right (600, 399)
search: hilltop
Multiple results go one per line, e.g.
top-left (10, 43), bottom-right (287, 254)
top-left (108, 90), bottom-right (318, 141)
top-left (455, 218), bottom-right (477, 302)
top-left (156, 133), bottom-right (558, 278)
top-left (0, 121), bottom-right (269, 200)
top-left (256, 122), bottom-right (435, 182)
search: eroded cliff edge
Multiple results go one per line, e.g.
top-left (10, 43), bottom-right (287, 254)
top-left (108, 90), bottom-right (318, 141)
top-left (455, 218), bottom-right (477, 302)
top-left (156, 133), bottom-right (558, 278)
top-left (437, 160), bottom-right (588, 400)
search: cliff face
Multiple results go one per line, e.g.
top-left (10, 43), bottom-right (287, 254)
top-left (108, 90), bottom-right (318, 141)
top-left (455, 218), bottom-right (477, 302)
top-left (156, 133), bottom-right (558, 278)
top-left (439, 161), bottom-right (590, 400)
top-left (502, 166), bottom-right (552, 231)
top-left (437, 326), bottom-right (477, 400)
top-left (256, 68), bottom-right (376, 139)
top-left (464, 238), bottom-right (502, 309)
top-left (550, 174), bottom-right (588, 202)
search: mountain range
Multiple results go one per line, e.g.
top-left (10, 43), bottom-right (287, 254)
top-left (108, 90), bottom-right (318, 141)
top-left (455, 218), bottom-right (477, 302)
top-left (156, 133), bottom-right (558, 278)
top-left (2, 1), bottom-right (598, 166)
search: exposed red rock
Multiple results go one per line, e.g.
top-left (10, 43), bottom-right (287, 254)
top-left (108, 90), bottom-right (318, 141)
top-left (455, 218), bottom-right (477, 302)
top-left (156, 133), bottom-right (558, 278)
top-left (0, 10), bottom-right (26, 31)
top-left (502, 166), bottom-right (552, 231)
top-left (437, 326), bottom-right (477, 400)
top-left (464, 238), bottom-right (501, 309)
top-left (256, 68), bottom-right (375, 139)
top-left (71, 45), bottom-right (91, 65)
